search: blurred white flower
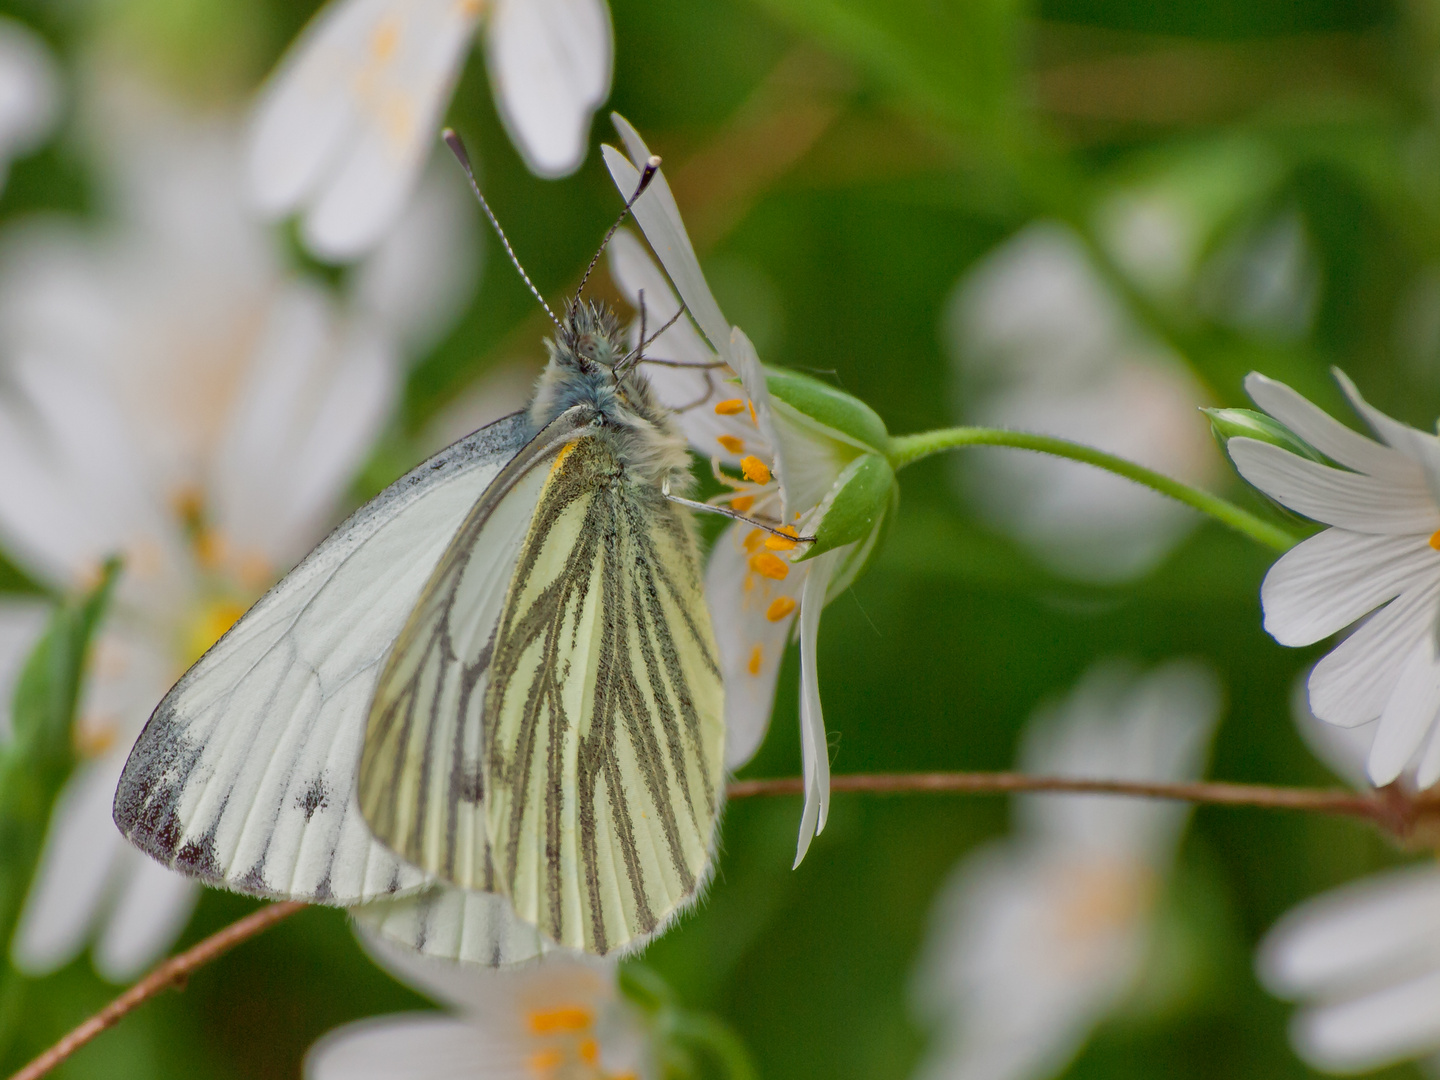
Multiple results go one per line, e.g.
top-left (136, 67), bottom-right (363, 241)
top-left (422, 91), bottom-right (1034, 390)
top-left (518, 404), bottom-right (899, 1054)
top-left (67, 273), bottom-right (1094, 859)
top-left (947, 222), bottom-right (1222, 582)
top-left (605, 118), bottom-right (894, 866)
top-left (1255, 673), bottom-right (1440, 1075)
top-left (308, 936), bottom-right (650, 1080)
top-left (248, 0), bottom-right (613, 260)
top-left (911, 659), bottom-right (1221, 1080)
top-left (0, 16), bottom-right (60, 193)
top-left (1226, 369), bottom-right (1440, 788)
top-left (1260, 859), bottom-right (1440, 1076)
top-left (0, 73), bottom-right (475, 982)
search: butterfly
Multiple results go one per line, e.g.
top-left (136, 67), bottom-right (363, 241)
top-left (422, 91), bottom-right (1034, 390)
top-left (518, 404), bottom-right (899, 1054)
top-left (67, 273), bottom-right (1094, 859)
top-left (112, 132), bottom-right (736, 962)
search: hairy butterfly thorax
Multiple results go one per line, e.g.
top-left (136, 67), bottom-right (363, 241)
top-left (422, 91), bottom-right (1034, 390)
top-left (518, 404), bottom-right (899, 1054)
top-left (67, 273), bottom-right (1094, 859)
top-left (529, 299), bottom-right (695, 495)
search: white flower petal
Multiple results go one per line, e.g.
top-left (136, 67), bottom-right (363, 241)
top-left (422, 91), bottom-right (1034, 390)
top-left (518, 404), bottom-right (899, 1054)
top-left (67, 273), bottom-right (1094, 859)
top-left (704, 524), bottom-right (796, 770)
top-left (1228, 437), bottom-right (1440, 533)
top-left (486, 0), bottom-right (611, 177)
top-left (212, 283), bottom-right (399, 566)
top-left (1368, 639), bottom-right (1440, 785)
top-left (11, 758), bottom-right (127, 975)
top-left (307, 1014), bottom-right (515, 1080)
top-left (93, 856), bottom-right (200, 981)
top-left (353, 159), bottom-right (480, 353)
top-left (602, 121), bottom-right (733, 366)
top-left (1259, 864), bottom-right (1440, 998)
top-left (250, 0), bottom-right (483, 260)
top-left (1415, 717), bottom-right (1440, 789)
top-left (1260, 528), bottom-right (1436, 647)
top-left (1244, 372), bottom-right (1423, 483)
top-left (1290, 672), bottom-right (1375, 788)
top-left (1291, 967), bottom-right (1440, 1073)
top-left (1309, 583), bottom-right (1438, 726)
top-left (793, 549), bottom-right (839, 868)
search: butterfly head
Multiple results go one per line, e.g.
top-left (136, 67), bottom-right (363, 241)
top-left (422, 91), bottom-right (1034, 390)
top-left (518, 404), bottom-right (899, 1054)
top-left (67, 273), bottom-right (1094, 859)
top-left (529, 299), bottom-right (690, 488)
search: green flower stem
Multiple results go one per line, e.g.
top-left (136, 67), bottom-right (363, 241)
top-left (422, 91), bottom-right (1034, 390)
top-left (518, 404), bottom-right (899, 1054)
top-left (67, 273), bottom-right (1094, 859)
top-left (887, 426), bottom-right (1298, 552)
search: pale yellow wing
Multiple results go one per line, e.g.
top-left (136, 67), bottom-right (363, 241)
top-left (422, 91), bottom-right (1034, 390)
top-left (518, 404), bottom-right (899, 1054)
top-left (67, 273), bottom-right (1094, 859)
top-left (483, 436), bottom-right (726, 955)
top-left (357, 410), bottom-right (587, 889)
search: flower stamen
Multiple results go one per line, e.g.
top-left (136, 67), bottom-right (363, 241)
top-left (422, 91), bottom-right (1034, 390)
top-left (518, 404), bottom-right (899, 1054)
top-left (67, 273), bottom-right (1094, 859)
top-left (740, 455), bottom-right (771, 484)
top-left (748, 645), bottom-right (763, 675)
top-left (714, 398), bottom-right (746, 415)
top-left (527, 1006), bottom-right (593, 1034)
top-left (766, 596), bottom-right (796, 621)
top-left (717, 434), bottom-right (745, 454)
top-left (749, 551), bottom-right (789, 580)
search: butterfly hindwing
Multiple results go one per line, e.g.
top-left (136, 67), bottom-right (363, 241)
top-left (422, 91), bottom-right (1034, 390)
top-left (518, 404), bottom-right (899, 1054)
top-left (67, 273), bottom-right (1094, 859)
top-left (357, 409), bottom-right (591, 889)
top-left (484, 434), bottom-right (726, 955)
top-left (112, 413), bottom-right (530, 905)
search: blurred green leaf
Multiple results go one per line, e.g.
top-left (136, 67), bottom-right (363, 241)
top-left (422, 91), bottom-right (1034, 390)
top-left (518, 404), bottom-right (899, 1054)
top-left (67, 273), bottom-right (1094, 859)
top-left (0, 559), bottom-right (119, 1055)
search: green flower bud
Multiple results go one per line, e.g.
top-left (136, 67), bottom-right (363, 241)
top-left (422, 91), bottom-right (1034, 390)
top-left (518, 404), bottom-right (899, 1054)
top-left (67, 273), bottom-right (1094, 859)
top-left (1202, 407), bottom-right (1325, 463)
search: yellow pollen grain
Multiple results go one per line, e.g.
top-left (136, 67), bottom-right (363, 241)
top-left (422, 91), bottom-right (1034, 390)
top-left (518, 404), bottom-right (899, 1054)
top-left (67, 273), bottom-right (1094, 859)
top-left (749, 551), bottom-right (789, 580)
top-left (579, 1038), bottom-right (599, 1064)
top-left (730, 494), bottom-right (755, 513)
top-left (765, 525), bottom-right (799, 551)
top-left (527, 1006), bottom-right (593, 1034)
top-left (740, 455), bottom-right (771, 484)
top-left (717, 434), bottom-right (745, 454)
top-left (1430, 529), bottom-right (1440, 551)
top-left (714, 398), bottom-right (746, 415)
top-left (527, 1048), bottom-right (564, 1075)
top-left (766, 596), bottom-right (797, 622)
top-left (743, 528), bottom-right (765, 552)
top-left (748, 644), bottom-right (763, 675)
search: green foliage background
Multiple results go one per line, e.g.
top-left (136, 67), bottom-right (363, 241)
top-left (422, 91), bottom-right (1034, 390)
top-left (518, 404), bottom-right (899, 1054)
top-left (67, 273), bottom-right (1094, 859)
top-left (0, 0), bottom-right (1427, 1075)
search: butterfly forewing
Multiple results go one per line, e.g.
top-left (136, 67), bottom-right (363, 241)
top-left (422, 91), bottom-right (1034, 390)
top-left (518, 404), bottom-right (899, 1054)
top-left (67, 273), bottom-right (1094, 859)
top-left (112, 413), bottom-right (530, 905)
top-left (484, 436), bottom-right (726, 955)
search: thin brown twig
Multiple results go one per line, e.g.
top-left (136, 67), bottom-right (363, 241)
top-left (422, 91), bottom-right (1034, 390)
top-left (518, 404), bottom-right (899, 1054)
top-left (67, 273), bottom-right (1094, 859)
top-left (728, 772), bottom-right (1430, 835)
top-left (7, 901), bottom-right (304, 1080)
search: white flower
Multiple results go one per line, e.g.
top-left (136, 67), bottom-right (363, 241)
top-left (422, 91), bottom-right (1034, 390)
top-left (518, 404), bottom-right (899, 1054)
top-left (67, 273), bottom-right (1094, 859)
top-left (1226, 369), bottom-right (1440, 788)
top-left (0, 76), bottom-right (472, 981)
top-left (1254, 675), bottom-right (1440, 1075)
top-left (910, 660), bottom-right (1221, 1080)
top-left (1260, 859), bottom-right (1440, 1076)
top-left (948, 222), bottom-right (1221, 582)
top-left (248, 0), bottom-right (613, 260)
top-left (603, 117), bottom-right (893, 866)
top-left (307, 938), bottom-right (650, 1080)
top-left (0, 16), bottom-right (60, 192)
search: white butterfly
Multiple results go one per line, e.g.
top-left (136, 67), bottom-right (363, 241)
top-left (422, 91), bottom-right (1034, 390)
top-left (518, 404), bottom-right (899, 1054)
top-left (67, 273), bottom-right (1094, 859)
top-left (113, 140), bottom-right (743, 963)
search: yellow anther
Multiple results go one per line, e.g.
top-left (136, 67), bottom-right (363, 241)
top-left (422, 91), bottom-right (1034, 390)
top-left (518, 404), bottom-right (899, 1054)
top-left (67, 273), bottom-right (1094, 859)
top-left (73, 717), bottom-right (118, 759)
top-left (748, 645), bottom-right (763, 675)
top-left (580, 1038), bottom-right (599, 1064)
top-left (747, 400), bottom-right (758, 424)
top-left (171, 486), bottom-right (204, 529)
top-left (528, 1048), bottom-right (564, 1075)
top-left (717, 434), bottom-right (745, 454)
top-left (766, 596), bottom-right (797, 622)
top-left (730, 494), bottom-right (755, 513)
top-left (527, 1006), bottom-right (593, 1034)
top-left (182, 599), bottom-right (248, 669)
top-left (740, 456), bottom-right (771, 484)
top-left (743, 528), bottom-right (765, 552)
top-left (764, 526), bottom-right (799, 551)
top-left (714, 398), bottom-right (746, 415)
top-left (749, 551), bottom-right (789, 580)
top-left (194, 529), bottom-right (228, 569)
top-left (1430, 529), bottom-right (1440, 551)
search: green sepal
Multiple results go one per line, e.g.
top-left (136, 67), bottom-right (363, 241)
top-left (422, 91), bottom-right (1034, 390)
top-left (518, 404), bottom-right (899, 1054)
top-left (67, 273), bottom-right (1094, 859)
top-left (797, 452), bottom-right (897, 561)
top-left (1202, 407), bottom-right (1326, 463)
top-left (764, 368), bottom-right (889, 453)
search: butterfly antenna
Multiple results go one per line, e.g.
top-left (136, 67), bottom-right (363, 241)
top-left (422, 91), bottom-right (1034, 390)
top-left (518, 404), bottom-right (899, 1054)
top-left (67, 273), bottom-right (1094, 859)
top-left (442, 128), bottom-right (561, 331)
top-left (573, 154), bottom-right (663, 302)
